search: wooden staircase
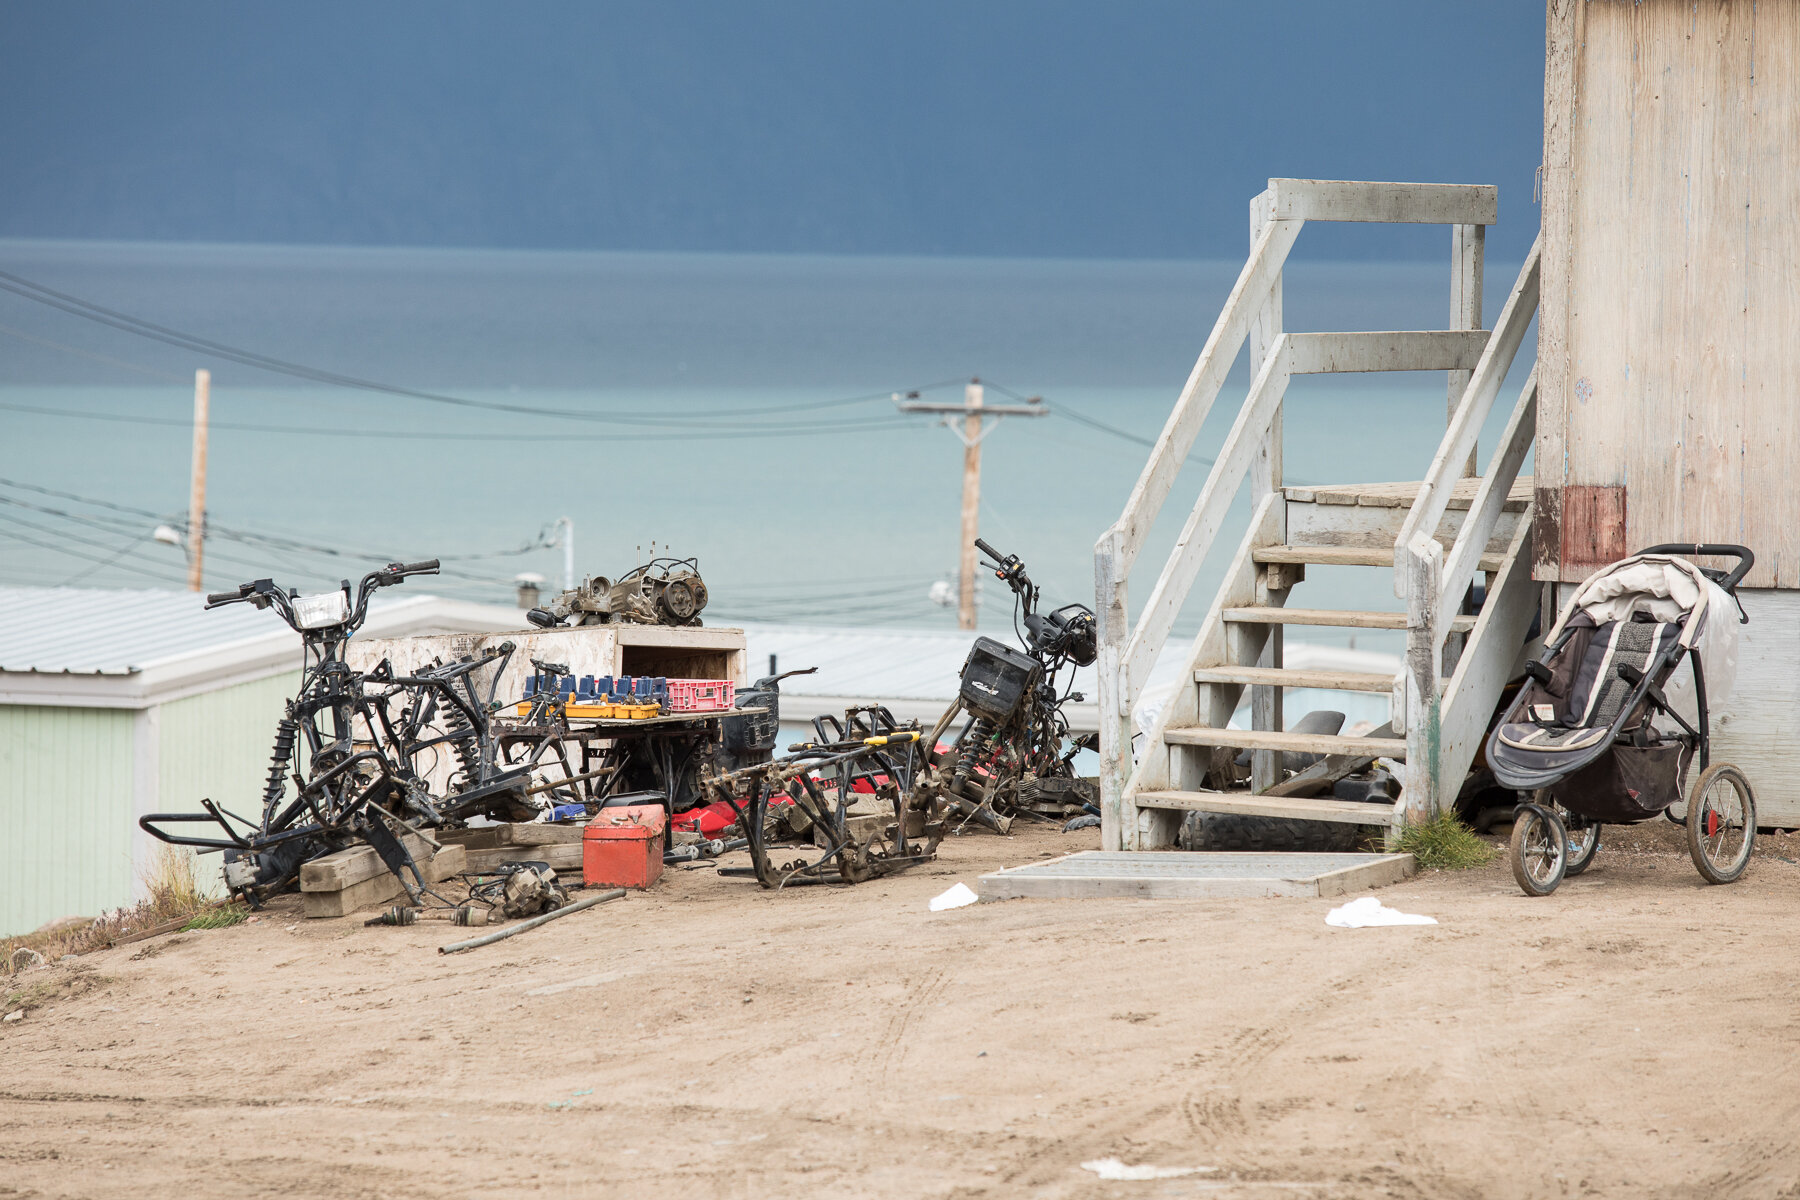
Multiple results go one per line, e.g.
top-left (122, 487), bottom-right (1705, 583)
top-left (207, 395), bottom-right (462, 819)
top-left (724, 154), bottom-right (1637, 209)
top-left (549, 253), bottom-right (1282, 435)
top-left (1093, 179), bottom-right (1543, 851)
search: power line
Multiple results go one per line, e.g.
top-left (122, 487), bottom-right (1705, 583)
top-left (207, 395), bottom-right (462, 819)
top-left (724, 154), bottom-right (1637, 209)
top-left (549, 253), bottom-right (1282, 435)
top-left (0, 268), bottom-right (967, 428)
top-left (0, 398), bottom-right (920, 442)
top-left (0, 320), bottom-right (191, 383)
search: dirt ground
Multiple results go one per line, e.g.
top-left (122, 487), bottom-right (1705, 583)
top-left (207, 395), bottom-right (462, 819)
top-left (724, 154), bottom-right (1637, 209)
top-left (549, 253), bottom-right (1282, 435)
top-left (6, 822), bottom-right (1800, 1200)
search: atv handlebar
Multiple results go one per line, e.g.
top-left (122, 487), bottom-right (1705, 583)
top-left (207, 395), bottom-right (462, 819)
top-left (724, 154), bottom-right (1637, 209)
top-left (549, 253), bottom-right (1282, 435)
top-left (203, 559), bottom-right (441, 631)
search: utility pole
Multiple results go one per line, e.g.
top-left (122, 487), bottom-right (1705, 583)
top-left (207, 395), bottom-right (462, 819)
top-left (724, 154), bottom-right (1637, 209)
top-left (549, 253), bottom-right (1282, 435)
top-left (186, 368), bottom-right (209, 592)
top-left (958, 382), bottom-right (982, 629)
top-left (554, 516), bottom-right (574, 590)
top-left (895, 379), bottom-right (1047, 630)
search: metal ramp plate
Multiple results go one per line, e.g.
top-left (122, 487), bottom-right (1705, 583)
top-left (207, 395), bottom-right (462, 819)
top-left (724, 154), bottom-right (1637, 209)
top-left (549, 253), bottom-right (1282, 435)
top-left (978, 851), bottom-right (1415, 901)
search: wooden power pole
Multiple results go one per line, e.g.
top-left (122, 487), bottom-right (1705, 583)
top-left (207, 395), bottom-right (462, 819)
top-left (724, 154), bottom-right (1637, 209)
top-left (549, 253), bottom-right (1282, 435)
top-left (187, 368), bottom-right (209, 592)
top-left (895, 379), bottom-right (1046, 630)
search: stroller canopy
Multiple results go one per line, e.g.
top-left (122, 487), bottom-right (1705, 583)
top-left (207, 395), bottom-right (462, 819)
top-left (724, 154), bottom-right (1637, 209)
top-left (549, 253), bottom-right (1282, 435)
top-left (1547, 553), bottom-right (1740, 708)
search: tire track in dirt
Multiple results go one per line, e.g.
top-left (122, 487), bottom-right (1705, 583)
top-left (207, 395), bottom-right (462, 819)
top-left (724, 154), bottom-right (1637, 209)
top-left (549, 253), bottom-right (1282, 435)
top-left (875, 965), bottom-right (951, 1084)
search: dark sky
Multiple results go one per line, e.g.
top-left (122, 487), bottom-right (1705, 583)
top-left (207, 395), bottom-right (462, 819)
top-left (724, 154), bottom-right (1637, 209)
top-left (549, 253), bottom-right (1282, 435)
top-left (0, 2), bottom-right (1545, 260)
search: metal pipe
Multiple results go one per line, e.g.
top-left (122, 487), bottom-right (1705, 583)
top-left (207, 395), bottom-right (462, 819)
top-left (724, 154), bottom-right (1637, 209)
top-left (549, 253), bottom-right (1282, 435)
top-left (524, 763), bottom-right (614, 796)
top-left (438, 888), bottom-right (625, 954)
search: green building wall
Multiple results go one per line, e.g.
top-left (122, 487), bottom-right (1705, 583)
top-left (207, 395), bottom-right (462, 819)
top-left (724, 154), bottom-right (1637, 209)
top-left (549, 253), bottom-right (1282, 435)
top-left (156, 671), bottom-right (301, 838)
top-left (0, 705), bottom-right (135, 935)
top-left (0, 669), bottom-right (300, 937)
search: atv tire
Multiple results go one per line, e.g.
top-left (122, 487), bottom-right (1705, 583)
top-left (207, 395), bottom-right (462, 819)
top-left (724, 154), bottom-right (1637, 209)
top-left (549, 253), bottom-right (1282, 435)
top-left (1177, 811), bottom-right (1362, 853)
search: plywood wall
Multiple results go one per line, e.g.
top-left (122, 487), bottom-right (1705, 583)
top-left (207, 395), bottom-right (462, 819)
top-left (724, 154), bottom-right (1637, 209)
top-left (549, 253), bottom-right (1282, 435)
top-left (1539, 0), bottom-right (1800, 587)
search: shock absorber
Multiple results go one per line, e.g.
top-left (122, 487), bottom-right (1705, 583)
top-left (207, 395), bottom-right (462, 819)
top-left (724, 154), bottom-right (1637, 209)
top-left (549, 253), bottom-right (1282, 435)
top-left (261, 716), bottom-right (298, 823)
top-left (441, 704), bottom-right (482, 785)
top-left (952, 716), bottom-right (995, 792)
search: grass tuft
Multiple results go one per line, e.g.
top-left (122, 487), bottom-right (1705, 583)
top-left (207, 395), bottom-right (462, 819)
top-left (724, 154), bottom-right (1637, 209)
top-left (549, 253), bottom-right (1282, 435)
top-left (180, 907), bottom-right (249, 931)
top-left (2, 847), bottom-right (235, 978)
top-left (1396, 812), bottom-right (1496, 870)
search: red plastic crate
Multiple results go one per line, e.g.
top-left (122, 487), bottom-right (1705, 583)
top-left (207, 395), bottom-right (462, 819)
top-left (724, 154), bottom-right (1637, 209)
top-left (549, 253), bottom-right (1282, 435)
top-left (666, 678), bottom-right (735, 712)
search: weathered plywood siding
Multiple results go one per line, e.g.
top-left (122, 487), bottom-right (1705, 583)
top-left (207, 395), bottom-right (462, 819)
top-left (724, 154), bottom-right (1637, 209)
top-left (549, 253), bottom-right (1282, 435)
top-left (0, 705), bottom-right (135, 936)
top-left (1709, 589), bottom-right (1800, 829)
top-left (1539, 0), bottom-right (1800, 587)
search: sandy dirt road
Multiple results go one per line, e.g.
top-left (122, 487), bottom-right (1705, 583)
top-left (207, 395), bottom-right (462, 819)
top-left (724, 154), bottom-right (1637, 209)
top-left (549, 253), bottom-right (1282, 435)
top-left (4, 824), bottom-right (1800, 1200)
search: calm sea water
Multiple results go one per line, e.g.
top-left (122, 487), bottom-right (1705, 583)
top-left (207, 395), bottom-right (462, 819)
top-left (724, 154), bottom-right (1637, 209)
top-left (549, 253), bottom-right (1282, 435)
top-left (0, 239), bottom-right (1531, 651)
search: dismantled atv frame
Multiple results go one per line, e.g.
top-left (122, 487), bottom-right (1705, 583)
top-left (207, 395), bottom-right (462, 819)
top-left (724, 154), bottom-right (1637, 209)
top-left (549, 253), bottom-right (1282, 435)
top-left (139, 560), bottom-right (558, 905)
top-left (904, 539), bottom-right (1101, 833)
top-left (702, 706), bottom-right (944, 888)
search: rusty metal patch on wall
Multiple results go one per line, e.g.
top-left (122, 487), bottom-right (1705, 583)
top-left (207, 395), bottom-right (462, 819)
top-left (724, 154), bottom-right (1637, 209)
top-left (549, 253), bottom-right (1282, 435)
top-left (1534, 485), bottom-right (1629, 580)
top-left (1562, 484), bottom-right (1627, 572)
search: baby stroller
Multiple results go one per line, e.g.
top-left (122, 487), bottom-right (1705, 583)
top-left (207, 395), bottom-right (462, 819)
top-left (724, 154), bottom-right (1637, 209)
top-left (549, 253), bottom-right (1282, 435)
top-left (1485, 544), bottom-right (1755, 896)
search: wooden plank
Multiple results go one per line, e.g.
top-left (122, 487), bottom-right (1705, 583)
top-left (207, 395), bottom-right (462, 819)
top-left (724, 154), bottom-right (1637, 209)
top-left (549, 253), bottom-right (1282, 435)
top-left (1222, 607), bottom-right (1476, 633)
top-left (490, 821), bottom-right (586, 846)
top-left (1105, 215), bottom-right (1301, 572)
top-left (434, 826), bottom-right (502, 849)
top-left (1288, 477), bottom-right (1532, 512)
top-left (1436, 368), bottom-right (1538, 631)
top-left (1448, 222), bottom-right (1486, 476)
top-left (1263, 722), bottom-right (1395, 798)
top-left (301, 844), bottom-right (466, 920)
top-left (1536, 0), bottom-right (1580, 585)
top-left (1311, 853), bottom-right (1417, 898)
top-left (1284, 330), bottom-right (1489, 375)
top-left (1286, 496), bottom-right (1524, 554)
top-left (1391, 242), bottom-right (1540, 599)
top-left (1707, 588), bottom-right (1800, 828)
top-left (465, 842), bottom-right (585, 872)
top-left (1192, 665), bottom-right (1393, 693)
top-left (299, 830), bottom-right (437, 893)
top-left (1434, 515), bottom-right (1538, 807)
top-left (1121, 338), bottom-right (1292, 692)
top-left (1247, 188), bottom-right (1288, 797)
top-left (1135, 789), bottom-right (1398, 824)
top-left (1254, 544), bottom-right (1507, 572)
top-left (1161, 727), bottom-right (1406, 758)
top-left (1269, 179), bottom-right (1498, 226)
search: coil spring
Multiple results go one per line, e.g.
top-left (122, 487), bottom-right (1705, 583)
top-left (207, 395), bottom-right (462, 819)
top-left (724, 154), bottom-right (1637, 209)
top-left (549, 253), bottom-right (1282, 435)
top-left (262, 717), bottom-right (298, 821)
top-left (952, 716), bottom-right (995, 791)
top-left (442, 704), bottom-right (481, 783)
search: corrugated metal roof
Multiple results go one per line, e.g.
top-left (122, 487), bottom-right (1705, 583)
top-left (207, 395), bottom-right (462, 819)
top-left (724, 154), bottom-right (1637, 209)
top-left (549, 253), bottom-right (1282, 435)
top-left (737, 623), bottom-right (1031, 701)
top-left (0, 586), bottom-right (413, 675)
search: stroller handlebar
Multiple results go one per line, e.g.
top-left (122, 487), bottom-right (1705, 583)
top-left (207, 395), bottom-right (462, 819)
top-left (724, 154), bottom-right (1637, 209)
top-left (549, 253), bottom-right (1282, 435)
top-left (1638, 543), bottom-right (1754, 592)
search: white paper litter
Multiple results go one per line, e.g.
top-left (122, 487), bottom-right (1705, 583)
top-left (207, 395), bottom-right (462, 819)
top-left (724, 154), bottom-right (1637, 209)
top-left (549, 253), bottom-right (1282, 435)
top-left (928, 882), bottom-right (979, 911)
top-left (1325, 896), bottom-right (1437, 928)
top-left (1079, 1158), bottom-right (1213, 1181)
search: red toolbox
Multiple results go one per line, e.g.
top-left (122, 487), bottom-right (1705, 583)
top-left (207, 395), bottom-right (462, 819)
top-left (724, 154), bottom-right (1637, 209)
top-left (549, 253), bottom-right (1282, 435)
top-left (582, 805), bottom-right (667, 889)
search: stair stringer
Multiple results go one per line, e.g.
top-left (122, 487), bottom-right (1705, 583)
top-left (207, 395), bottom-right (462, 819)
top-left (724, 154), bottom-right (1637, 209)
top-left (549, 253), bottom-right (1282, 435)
top-left (1404, 506), bottom-right (1538, 816)
top-left (1119, 493), bottom-right (1283, 849)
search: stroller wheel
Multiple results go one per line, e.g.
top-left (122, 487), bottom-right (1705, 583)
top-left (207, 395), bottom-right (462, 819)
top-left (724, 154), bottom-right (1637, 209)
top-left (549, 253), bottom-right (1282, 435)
top-left (1687, 763), bottom-right (1756, 884)
top-left (1562, 813), bottom-right (1602, 877)
top-left (1510, 804), bottom-right (1568, 896)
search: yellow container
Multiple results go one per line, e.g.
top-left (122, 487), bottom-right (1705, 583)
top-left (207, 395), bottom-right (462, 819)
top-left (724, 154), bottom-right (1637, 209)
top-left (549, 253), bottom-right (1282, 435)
top-left (565, 702), bottom-right (616, 719)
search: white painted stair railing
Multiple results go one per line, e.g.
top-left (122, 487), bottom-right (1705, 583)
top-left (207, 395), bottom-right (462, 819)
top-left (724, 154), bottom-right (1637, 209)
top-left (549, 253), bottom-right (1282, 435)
top-left (1394, 237), bottom-right (1543, 821)
top-left (1095, 178), bottom-right (1508, 851)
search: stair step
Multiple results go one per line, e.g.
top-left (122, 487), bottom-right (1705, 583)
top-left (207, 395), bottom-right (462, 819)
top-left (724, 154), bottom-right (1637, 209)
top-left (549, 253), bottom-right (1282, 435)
top-left (1192, 665), bottom-right (1395, 693)
top-left (1222, 606), bottom-right (1477, 633)
top-left (1136, 790), bottom-right (1399, 826)
top-left (1164, 726), bottom-right (1408, 758)
top-left (1254, 545), bottom-right (1506, 572)
top-left (1283, 477), bottom-right (1532, 512)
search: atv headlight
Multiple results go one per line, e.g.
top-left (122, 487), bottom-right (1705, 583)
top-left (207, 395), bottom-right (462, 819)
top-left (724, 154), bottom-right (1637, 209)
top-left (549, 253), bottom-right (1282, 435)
top-left (291, 590), bottom-right (350, 630)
